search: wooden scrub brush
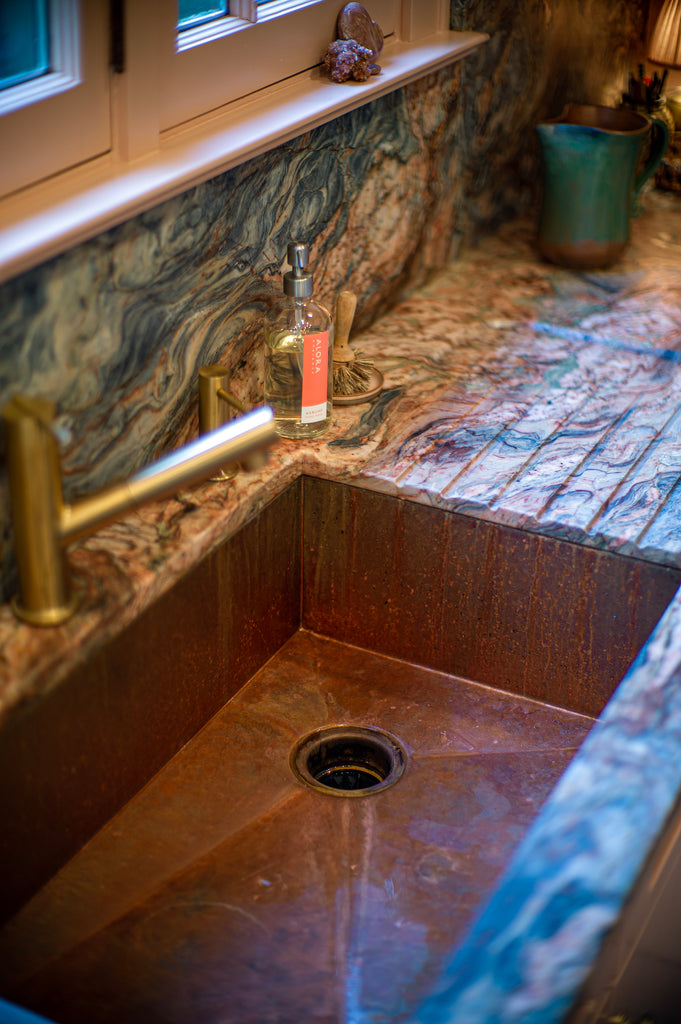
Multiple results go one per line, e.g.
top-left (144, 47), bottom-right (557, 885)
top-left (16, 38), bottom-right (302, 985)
top-left (332, 290), bottom-right (384, 404)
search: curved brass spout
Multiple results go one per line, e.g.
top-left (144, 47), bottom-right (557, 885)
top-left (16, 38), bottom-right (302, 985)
top-left (2, 396), bottom-right (277, 626)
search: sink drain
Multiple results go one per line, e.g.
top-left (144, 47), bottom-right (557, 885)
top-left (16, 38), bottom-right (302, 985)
top-left (291, 725), bottom-right (406, 797)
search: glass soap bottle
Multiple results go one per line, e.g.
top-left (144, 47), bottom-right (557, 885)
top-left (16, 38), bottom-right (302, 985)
top-left (264, 241), bottom-right (334, 439)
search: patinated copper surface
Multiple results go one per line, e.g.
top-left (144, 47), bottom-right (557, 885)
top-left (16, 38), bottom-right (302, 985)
top-left (0, 480), bottom-right (301, 924)
top-left (302, 478), bottom-right (681, 717)
top-left (0, 631), bottom-right (592, 1024)
top-left (0, 477), bottom-right (677, 1022)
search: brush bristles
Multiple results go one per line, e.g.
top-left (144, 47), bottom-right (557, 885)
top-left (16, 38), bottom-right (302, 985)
top-left (333, 356), bottom-right (374, 395)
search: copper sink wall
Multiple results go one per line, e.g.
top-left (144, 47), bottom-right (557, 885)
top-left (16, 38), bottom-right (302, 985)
top-left (302, 478), bottom-right (681, 717)
top-left (0, 480), bottom-right (301, 925)
top-left (1, 476), bottom-right (679, 929)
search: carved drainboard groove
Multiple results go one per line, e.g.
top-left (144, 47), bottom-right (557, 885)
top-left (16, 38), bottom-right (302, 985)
top-left (0, 477), bottom-right (678, 1024)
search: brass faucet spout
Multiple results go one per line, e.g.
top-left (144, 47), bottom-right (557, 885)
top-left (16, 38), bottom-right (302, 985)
top-left (60, 408), bottom-right (275, 543)
top-left (3, 398), bottom-right (277, 626)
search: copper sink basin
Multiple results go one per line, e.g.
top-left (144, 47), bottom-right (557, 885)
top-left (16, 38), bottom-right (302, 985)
top-left (0, 478), bottom-right (678, 1022)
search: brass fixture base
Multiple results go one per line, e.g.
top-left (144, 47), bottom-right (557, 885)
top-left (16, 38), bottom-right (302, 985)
top-left (11, 593), bottom-right (79, 627)
top-left (209, 467), bottom-right (239, 483)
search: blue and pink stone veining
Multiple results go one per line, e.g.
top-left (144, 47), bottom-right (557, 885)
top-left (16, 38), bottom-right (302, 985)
top-left (1, 190), bottom-right (681, 1022)
top-left (0, 0), bottom-right (667, 1014)
top-left (0, 0), bottom-right (646, 600)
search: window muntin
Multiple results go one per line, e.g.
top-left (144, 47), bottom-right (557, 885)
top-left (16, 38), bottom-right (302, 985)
top-left (177, 0), bottom-right (278, 31)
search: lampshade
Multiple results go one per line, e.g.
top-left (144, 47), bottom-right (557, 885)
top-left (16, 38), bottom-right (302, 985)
top-left (649, 0), bottom-right (681, 68)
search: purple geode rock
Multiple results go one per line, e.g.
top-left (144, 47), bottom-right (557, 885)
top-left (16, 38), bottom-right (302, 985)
top-left (323, 39), bottom-right (379, 83)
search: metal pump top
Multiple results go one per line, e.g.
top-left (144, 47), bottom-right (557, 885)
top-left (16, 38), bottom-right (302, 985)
top-left (284, 241), bottom-right (313, 298)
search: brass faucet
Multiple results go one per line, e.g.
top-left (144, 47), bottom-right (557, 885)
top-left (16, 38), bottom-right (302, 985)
top-left (2, 394), bottom-right (277, 626)
top-left (198, 364), bottom-right (247, 427)
top-left (198, 364), bottom-right (247, 480)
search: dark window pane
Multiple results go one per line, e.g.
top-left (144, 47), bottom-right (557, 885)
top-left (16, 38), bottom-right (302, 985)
top-left (0, 0), bottom-right (50, 91)
top-left (177, 1), bottom-right (228, 30)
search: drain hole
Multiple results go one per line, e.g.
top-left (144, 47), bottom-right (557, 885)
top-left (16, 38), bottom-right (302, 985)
top-left (291, 726), bottom-right (406, 797)
top-left (315, 763), bottom-right (383, 791)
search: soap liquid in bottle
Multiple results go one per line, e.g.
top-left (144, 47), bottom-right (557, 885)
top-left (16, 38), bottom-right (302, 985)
top-left (264, 242), bottom-right (333, 439)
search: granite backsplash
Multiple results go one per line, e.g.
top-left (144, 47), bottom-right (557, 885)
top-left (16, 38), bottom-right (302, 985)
top-left (0, 0), bottom-right (648, 602)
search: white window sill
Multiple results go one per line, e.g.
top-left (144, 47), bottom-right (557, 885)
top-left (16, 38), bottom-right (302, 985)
top-left (0, 29), bottom-right (487, 285)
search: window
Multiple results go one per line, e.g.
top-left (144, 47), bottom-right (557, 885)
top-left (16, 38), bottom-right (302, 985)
top-left (0, 0), bottom-right (51, 90)
top-left (0, 0), bottom-right (486, 281)
top-left (160, 0), bottom-right (401, 129)
top-left (178, 2), bottom-right (229, 31)
top-left (0, 0), bottom-right (110, 198)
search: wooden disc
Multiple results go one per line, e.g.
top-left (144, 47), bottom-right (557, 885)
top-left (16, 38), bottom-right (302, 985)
top-left (337, 3), bottom-right (383, 59)
top-left (333, 367), bottom-right (384, 405)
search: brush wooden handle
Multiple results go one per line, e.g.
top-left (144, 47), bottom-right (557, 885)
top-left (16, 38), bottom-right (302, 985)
top-left (333, 290), bottom-right (358, 364)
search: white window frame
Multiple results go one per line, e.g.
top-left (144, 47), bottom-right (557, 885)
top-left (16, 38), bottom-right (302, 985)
top-left (0, 0), bottom-right (110, 198)
top-left (0, 0), bottom-right (487, 284)
top-left (159, 0), bottom-right (400, 130)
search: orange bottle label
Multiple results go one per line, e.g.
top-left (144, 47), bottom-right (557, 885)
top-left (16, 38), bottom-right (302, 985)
top-left (301, 331), bottom-right (329, 423)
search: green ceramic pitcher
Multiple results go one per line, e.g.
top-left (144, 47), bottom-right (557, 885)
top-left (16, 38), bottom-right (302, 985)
top-left (536, 104), bottom-right (669, 269)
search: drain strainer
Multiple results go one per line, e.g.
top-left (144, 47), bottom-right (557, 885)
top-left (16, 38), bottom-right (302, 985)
top-left (291, 725), bottom-right (406, 797)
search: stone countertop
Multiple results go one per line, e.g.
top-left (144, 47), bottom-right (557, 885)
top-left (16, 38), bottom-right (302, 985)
top-left (2, 190), bottom-right (681, 1022)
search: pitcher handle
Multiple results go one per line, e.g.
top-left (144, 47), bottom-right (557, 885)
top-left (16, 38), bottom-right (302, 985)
top-left (633, 116), bottom-right (670, 207)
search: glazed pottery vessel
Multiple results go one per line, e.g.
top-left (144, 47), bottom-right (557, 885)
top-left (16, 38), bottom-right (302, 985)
top-left (536, 104), bottom-right (669, 269)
